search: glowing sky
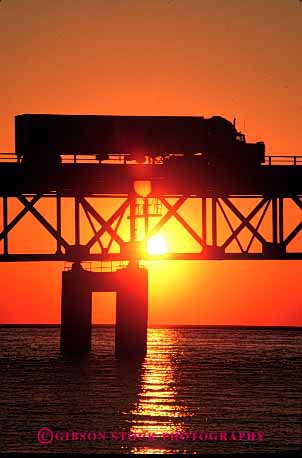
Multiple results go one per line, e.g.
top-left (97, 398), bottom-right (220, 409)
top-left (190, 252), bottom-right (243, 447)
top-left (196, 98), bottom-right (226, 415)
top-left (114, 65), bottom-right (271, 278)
top-left (0, 0), bottom-right (302, 325)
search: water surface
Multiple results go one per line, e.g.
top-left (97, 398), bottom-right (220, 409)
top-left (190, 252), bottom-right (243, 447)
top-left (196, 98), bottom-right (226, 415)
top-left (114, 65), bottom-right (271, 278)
top-left (0, 326), bottom-right (301, 454)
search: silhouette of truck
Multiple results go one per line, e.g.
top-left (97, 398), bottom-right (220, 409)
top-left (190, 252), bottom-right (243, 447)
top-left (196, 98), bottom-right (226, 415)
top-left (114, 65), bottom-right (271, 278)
top-left (15, 114), bottom-right (265, 167)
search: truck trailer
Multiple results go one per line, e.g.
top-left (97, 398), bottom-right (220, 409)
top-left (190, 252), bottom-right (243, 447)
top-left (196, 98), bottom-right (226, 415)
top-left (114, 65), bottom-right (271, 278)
top-left (15, 114), bottom-right (265, 167)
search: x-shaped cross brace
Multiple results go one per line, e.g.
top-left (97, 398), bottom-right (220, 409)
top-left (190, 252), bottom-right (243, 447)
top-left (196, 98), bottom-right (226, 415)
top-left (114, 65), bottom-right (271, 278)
top-left (147, 196), bottom-right (205, 248)
top-left (0, 194), bottom-right (69, 250)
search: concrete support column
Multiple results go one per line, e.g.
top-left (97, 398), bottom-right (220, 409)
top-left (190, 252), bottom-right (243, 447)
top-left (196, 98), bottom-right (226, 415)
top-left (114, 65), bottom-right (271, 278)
top-left (115, 266), bottom-right (148, 359)
top-left (60, 265), bottom-right (92, 355)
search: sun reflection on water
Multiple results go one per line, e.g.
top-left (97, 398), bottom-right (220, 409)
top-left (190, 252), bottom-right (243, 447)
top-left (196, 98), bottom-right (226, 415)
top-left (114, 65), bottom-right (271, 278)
top-left (128, 328), bottom-right (193, 453)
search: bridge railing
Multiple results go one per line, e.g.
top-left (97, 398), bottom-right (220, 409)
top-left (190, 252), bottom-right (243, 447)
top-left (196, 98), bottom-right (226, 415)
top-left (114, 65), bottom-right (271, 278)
top-left (0, 153), bottom-right (16, 162)
top-left (64, 261), bottom-right (129, 272)
top-left (0, 153), bottom-right (129, 164)
top-left (1, 152), bottom-right (302, 166)
top-left (264, 156), bottom-right (302, 166)
top-left (0, 153), bottom-right (152, 164)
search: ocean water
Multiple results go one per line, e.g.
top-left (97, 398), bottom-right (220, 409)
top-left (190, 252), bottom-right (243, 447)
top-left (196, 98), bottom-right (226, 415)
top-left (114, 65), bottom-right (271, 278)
top-left (0, 326), bottom-right (301, 455)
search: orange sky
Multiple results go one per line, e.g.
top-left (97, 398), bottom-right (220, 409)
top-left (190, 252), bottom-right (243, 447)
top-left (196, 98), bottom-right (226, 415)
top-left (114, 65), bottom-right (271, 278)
top-left (0, 0), bottom-right (302, 325)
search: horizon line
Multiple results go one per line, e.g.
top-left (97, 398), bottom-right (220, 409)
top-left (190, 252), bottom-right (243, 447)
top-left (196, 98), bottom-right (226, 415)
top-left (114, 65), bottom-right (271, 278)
top-left (0, 323), bottom-right (301, 329)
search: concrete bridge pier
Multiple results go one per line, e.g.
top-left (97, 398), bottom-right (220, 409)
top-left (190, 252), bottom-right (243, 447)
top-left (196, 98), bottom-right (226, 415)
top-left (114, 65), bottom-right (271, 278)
top-left (60, 263), bottom-right (148, 358)
top-left (60, 264), bottom-right (92, 355)
top-left (115, 266), bottom-right (148, 359)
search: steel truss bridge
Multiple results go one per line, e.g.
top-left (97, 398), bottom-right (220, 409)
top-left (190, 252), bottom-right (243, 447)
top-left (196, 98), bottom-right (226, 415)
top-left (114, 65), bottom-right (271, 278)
top-left (1, 154), bottom-right (302, 263)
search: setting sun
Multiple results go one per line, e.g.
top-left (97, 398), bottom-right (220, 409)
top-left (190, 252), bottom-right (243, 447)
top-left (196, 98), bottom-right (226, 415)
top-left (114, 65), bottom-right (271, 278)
top-left (147, 235), bottom-right (168, 255)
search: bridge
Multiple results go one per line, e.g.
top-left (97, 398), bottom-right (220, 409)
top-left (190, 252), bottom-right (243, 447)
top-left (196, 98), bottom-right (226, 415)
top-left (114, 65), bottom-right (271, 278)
top-left (1, 152), bottom-right (302, 357)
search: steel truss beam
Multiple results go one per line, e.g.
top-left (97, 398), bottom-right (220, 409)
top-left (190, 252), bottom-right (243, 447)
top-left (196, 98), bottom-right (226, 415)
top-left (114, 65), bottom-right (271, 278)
top-left (1, 193), bottom-right (302, 261)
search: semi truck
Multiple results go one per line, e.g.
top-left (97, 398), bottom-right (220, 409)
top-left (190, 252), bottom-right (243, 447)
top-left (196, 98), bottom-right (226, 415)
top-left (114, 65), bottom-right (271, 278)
top-left (15, 114), bottom-right (265, 167)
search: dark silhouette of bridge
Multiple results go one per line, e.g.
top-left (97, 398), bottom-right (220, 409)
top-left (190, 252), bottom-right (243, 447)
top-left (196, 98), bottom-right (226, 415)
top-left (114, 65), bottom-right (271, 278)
top-left (1, 153), bottom-right (302, 261)
top-left (1, 122), bottom-right (302, 357)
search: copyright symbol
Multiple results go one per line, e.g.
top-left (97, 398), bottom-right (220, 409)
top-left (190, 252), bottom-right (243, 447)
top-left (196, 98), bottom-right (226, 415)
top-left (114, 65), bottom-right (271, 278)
top-left (38, 427), bottom-right (53, 445)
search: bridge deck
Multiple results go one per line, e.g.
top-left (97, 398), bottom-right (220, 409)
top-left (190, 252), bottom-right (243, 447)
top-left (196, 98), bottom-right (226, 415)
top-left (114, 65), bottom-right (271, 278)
top-left (0, 160), bottom-right (302, 195)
